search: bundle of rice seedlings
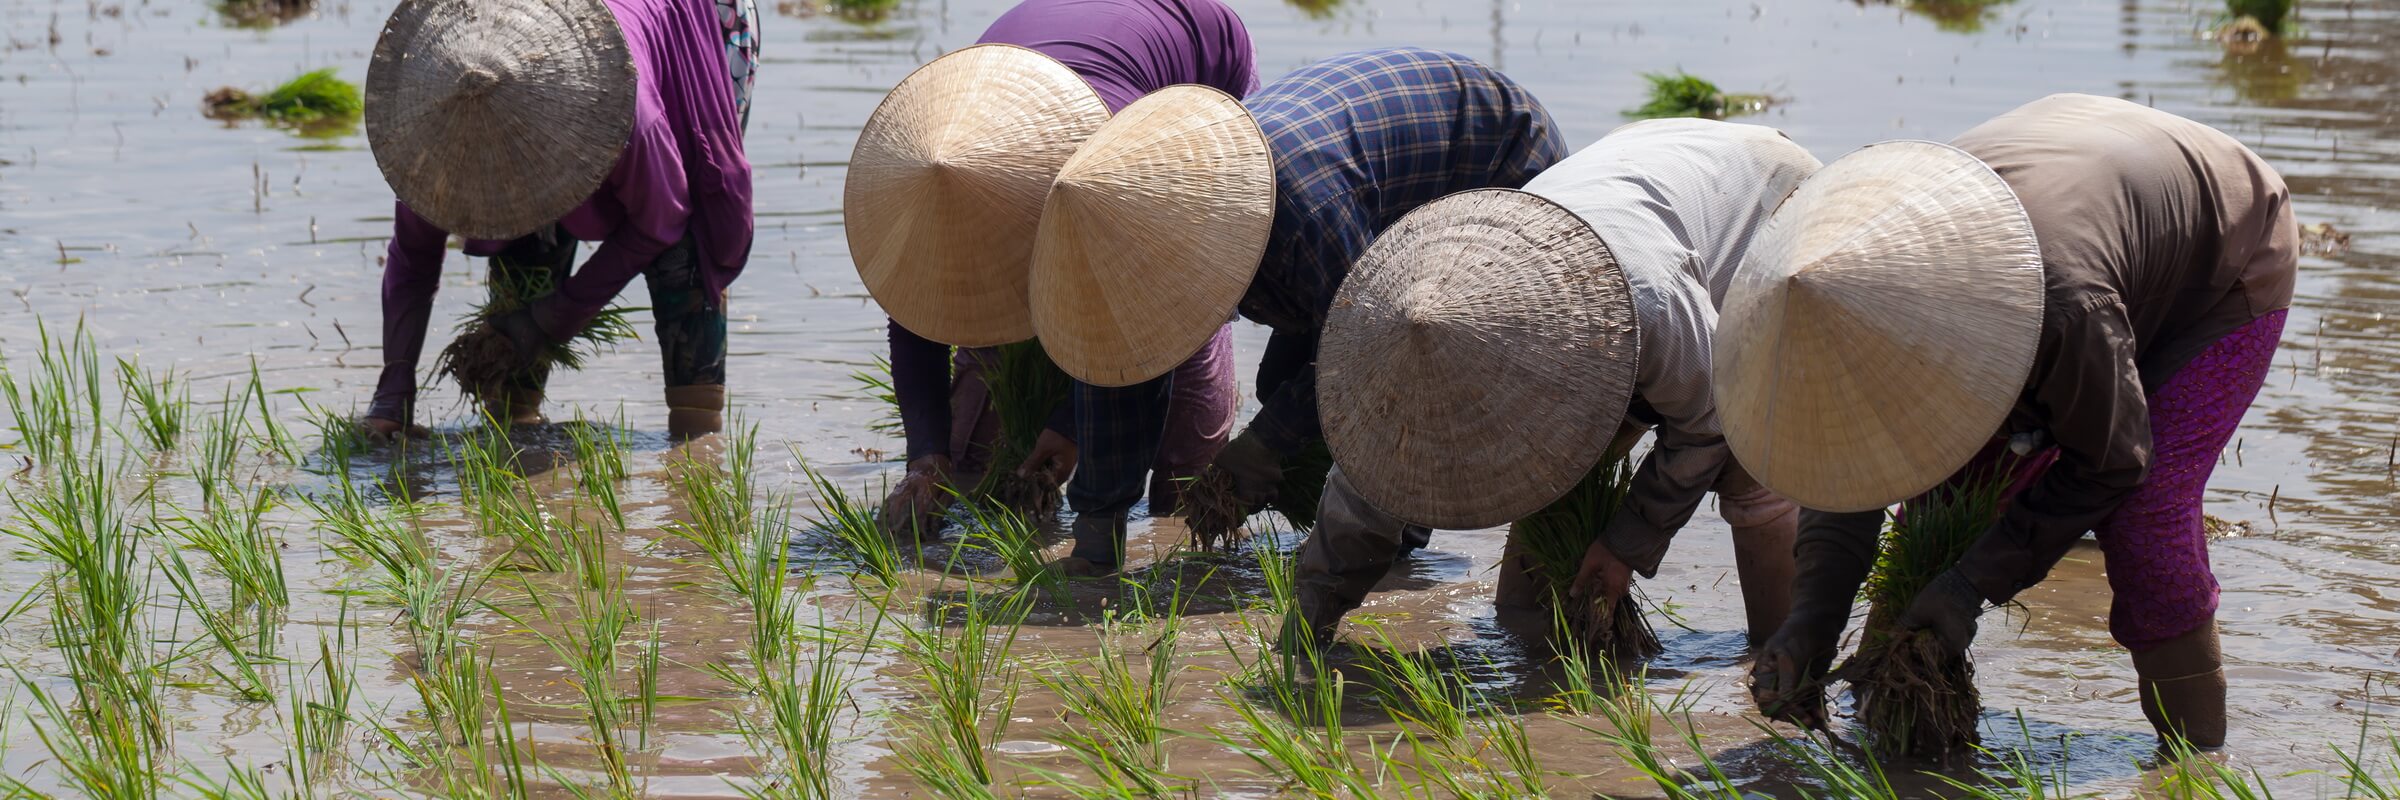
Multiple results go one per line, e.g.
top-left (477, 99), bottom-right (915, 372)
top-left (203, 68), bottom-right (361, 125)
top-left (432, 266), bottom-right (641, 409)
top-left (967, 340), bottom-right (1071, 519)
top-left (2225, 0), bottom-right (2292, 33)
top-left (1510, 456), bottom-right (1661, 662)
top-left (1829, 470), bottom-right (2011, 760)
top-left (1182, 439), bottom-right (1334, 551)
top-left (1626, 71), bottom-right (1774, 120)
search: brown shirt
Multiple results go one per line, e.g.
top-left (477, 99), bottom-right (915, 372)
top-left (1947, 93), bottom-right (2296, 604)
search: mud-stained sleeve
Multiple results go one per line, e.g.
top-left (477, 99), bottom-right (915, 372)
top-left (1955, 294), bottom-right (2151, 604)
top-left (369, 202), bottom-right (454, 423)
top-left (1598, 267), bottom-right (1732, 576)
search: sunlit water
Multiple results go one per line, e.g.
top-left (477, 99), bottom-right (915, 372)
top-left (0, 0), bottom-right (2396, 795)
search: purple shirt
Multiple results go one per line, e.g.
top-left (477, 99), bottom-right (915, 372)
top-left (372, 0), bottom-right (754, 422)
top-left (887, 0), bottom-right (1258, 461)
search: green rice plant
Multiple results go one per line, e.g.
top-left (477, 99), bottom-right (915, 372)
top-left (1830, 470), bottom-right (2012, 760)
top-left (203, 68), bottom-right (361, 125)
top-left (451, 429), bottom-right (578, 573)
top-left (245, 359), bottom-right (297, 463)
top-left (293, 631), bottom-right (357, 774)
top-left (1542, 605), bottom-right (1606, 715)
top-left (302, 401), bottom-right (376, 476)
top-left (729, 618), bottom-right (860, 800)
top-left (1350, 621), bottom-right (1478, 750)
top-left (15, 449), bottom-right (171, 754)
top-left (1928, 713), bottom-right (2082, 799)
top-left (566, 413), bottom-right (632, 531)
top-left (851, 354), bottom-right (904, 438)
top-left (158, 547), bottom-right (279, 703)
top-left (158, 484), bottom-right (288, 611)
top-left (434, 266), bottom-right (643, 407)
top-left (1511, 456), bottom-right (1659, 662)
top-left (1, 320), bottom-right (107, 465)
top-left (967, 341), bottom-right (1073, 518)
top-left (4, 672), bottom-right (163, 800)
top-left (374, 645), bottom-right (538, 800)
top-left (1210, 646), bottom-right (1379, 798)
top-left (954, 499), bottom-right (1058, 597)
top-left (114, 358), bottom-right (189, 451)
top-left (1033, 597), bottom-right (1189, 791)
top-left (672, 422), bottom-right (777, 597)
top-left (1627, 71), bottom-right (1772, 120)
top-left (1558, 666), bottom-right (1749, 800)
top-left (500, 558), bottom-right (651, 797)
top-left (892, 584), bottom-right (1034, 789)
top-left (799, 459), bottom-right (905, 589)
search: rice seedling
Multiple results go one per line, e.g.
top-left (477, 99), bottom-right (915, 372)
top-left (966, 341), bottom-right (1072, 519)
top-left (202, 68), bottom-right (362, 125)
top-left (434, 267), bottom-right (642, 408)
top-left (1350, 621), bottom-right (1477, 749)
top-left (1829, 470), bottom-right (2012, 760)
top-left (729, 618), bottom-right (861, 800)
top-left (1559, 672), bottom-right (1750, 800)
top-left (1, 320), bottom-right (107, 465)
top-left (500, 557), bottom-right (654, 798)
top-left (4, 672), bottom-right (164, 800)
top-left (566, 412), bottom-right (632, 531)
top-left (16, 449), bottom-right (171, 753)
top-left (157, 483), bottom-right (288, 611)
top-left (114, 358), bottom-right (189, 451)
top-left (245, 359), bottom-right (298, 463)
top-left (302, 401), bottom-right (377, 477)
top-left (892, 583), bottom-right (1034, 790)
top-left (451, 427), bottom-right (579, 573)
top-left (1512, 456), bottom-right (1660, 662)
top-left (1627, 71), bottom-right (1774, 119)
top-left (1033, 596), bottom-right (1189, 791)
top-left (159, 546), bottom-right (280, 703)
top-left (953, 499), bottom-right (1057, 597)
top-left (1182, 440), bottom-right (1335, 549)
top-left (1211, 643), bottom-right (1381, 798)
top-left (850, 354), bottom-right (904, 438)
top-left (1542, 605), bottom-right (1606, 716)
top-left (672, 422), bottom-right (779, 597)
top-left (374, 645), bottom-right (539, 800)
top-left (800, 458), bottom-right (906, 589)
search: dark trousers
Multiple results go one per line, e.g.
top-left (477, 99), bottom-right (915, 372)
top-left (488, 230), bottom-right (727, 395)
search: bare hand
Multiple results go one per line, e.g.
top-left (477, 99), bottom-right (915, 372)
top-left (880, 455), bottom-right (953, 538)
top-left (360, 416), bottom-right (431, 442)
top-left (1016, 429), bottom-right (1078, 486)
top-left (1568, 539), bottom-right (1634, 602)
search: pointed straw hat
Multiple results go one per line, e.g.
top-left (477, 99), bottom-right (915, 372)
top-left (1714, 140), bottom-right (2045, 514)
top-left (1318, 189), bottom-right (1640, 530)
top-left (1029, 85), bottom-right (1274, 386)
top-left (365, 0), bottom-right (637, 241)
top-left (846, 45), bottom-right (1111, 347)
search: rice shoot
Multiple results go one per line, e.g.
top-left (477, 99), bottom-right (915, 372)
top-left (1510, 455), bottom-right (1661, 662)
top-left (434, 264), bottom-right (642, 410)
top-left (203, 68), bottom-right (361, 127)
top-left (967, 341), bottom-right (1071, 520)
top-left (1627, 71), bottom-right (1774, 120)
top-left (1830, 468), bottom-right (2012, 760)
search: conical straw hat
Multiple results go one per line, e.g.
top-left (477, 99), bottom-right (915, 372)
top-left (1714, 140), bottom-right (2044, 513)
top-left (846, 45), bottom-right (1110, 347)
top-left (1030, 85), bottom-right (1274, 386)
top-left (366, 0), bottom-right (637, 241)
top-left (1318, 189), bottom-right (1640, 530)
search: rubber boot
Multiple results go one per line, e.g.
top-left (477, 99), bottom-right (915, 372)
top-left (2132, 622), bottom-right (2228, 751)
top-left (1723, 492), bottom-right (1799, 647)
top-left (483, 390), bottom-right (546, 427)
top-left (665, 385), bottom-right (725, 441)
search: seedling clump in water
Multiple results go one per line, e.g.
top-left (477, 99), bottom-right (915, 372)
top-left (433, 267), bottom-right (642, 411)
top-left (1832, 469), bottom-right (2012, 759)
top-left (204, 68), bottom-right (362, 132)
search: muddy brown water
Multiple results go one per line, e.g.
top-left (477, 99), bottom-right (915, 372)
top-left (1, 0), bottom-right (2398, 796)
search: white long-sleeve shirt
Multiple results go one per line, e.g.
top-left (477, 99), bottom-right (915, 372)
top-left (1519, 118), bottom-right (1821, 574)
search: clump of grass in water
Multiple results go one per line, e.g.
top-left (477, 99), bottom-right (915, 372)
top-left (1182, 439), bottom-right (1335, 549)
top-left (433, 267), bottom-right (642, 411)
top-left (800, 458), bottom-right (907, 590)
top-left (1031, 590), bottom-right (1191, 795)
top-left (1512, 456), bottom-right (1661, 662)
top-left (1, 319), bottom-right (109, 466)
top-left (566, 411), bottom-right (632, 531)
top-left (968, 341), bottom-right (1072, 520)
top-left (1829, 470), bottom-right (2012, 760)
top-left (203, 68), bottom-right (361, 126)
top-left (1627, 71), bottom-right (1774, 120)
top-left (115, 357), bottom-right (189, 451)
top-left (891, 583), bottom-right (1033, 794)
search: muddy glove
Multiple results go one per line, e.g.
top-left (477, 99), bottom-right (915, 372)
top-left (1751, 509), bottom-right (1879, 730)
top-left (1897, 568), bottom-right (1984, 657)
top-left (1207, 430), bottom-right (1283, 510)
top-left (879, 455), bottom-right (953, 540)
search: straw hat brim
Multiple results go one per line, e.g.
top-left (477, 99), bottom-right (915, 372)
top-left (1029, 85), bottom-right (1274, 387)
top-left (846, 44), bottom-right (1111, 347)
top-left (366, 0), bottom-right (637, 242)
top-left (1714, 140), bottom-right (2045, 513)
top-left (1319, 189), bottom-right (1640, 530)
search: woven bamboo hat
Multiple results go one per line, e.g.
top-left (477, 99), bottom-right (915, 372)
top-left (847, 45), bottom-right (1111, 347)
top-left (1714, 140), bottom-right (2044, 513)
top-left (1029, 85), bottom-right (1274, 386)
top-left (365, 0), bottom-right (637, 241)
top-left (1317, 190), bottom-right (1641, 529)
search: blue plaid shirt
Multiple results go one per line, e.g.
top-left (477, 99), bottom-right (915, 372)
top-left (1068, 48), bottom-right (1567, 536)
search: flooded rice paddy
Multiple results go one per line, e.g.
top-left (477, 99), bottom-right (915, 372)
top-left (1, 0), bottom-right (2399, 795)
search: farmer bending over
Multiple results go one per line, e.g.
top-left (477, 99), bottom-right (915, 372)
top-left (361, 0), bottom-right (758, 440)
top-left (846, 0), bottom-right (1255, 538)
top-left (1725, 94), bottom-right (2295, 750)
top-left (1298, 119), bottom-right (1820, 647)
top-left (1025, 48), bottom-right (1569, 576)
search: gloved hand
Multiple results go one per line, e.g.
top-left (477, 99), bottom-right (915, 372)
top-left (1568, 538), bottom-right (1634, 602)
top-left (1016, 428), bottom-right (1078, 486)
top-left (1897, 568), bottom-right (1984, 657)
top-left (488, 306), bottom-right (553, 372)
top-left (360, 416), bottom-right (431, 442)
top-left (1208, 430), bottom-right (1283, 510)
top-left (1749, 508), bottom-right (1881, 730)
top-left (1751, 613), bottom-right (1843, 729)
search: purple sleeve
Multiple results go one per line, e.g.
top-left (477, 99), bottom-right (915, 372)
top-left (888, 319), bottom-right (956, 462)
top-left (531, 122), bottom-right (687, 337)
top-left (369, 203), bottom-right (453, 422)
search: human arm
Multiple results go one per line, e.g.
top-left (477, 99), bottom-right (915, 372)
top-left (525, 123), bottom-right (688, 340)
top-left (1593, 277), bottom-right (1733, 578)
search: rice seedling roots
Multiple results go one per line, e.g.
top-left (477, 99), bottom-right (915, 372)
top-left (982, 469), bottom-right (1059, 522)
top-left (1832, 627), bottom-right (1980, 760)
top-left (434, 322), bottom-right (521, 406)
top-left (1563, 586), bottom-right (1663, 663)
top-left (1180, 467), bottom-right (1248, 551)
